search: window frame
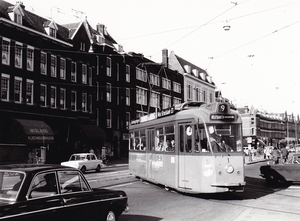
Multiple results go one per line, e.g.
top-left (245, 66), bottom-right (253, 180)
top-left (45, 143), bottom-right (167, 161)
top-left (14, 76), bottom-right (22, 103)
top-left (26, 79), bottom-right (34, 105)
top-left (27, 46), bottom-right (34, 71)
top-left (2, 38), bottom-right (10, 65)
top-left (1, 73), bottom-right (10, 101)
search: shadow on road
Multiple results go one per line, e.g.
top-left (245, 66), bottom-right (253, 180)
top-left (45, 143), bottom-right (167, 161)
top-left (180, 176), bottom-right (291, 201)
top-left (119, 214), bottom-right (162, 221)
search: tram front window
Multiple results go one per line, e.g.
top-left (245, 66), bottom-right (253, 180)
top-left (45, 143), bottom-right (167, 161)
top-left (207, 124), bottom-right (242, 153)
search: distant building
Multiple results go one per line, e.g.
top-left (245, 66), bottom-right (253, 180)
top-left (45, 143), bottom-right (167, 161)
top-left (163, 50), bottom-right (216, 103)
top-left (238, 106), bottom-right (299, 147)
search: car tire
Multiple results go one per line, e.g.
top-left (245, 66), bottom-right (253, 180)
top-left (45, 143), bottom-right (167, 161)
top-left (105, 210), bottom-right (117, 221)
top-left (96, 164), bottom-right (101, 172)
top-left (81, 166), bottom-right (86, 174)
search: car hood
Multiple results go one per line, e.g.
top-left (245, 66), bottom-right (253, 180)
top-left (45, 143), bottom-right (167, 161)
top-left (61, 161), bottom-right (80, 166)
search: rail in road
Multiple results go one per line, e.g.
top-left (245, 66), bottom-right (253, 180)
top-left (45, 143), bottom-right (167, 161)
top-left (84, 169), bottom-right (136, 188)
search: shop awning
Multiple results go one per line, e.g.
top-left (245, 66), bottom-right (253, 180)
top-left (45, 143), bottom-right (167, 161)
top-left (79, 124), bottom-right (106, 141)
top-left (10, 119), bottom-right (54, 144)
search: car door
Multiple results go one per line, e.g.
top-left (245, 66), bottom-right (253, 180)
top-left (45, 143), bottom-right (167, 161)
top-left (90, 154), bottom-right (98, 170)
top-left (57, 170), bottom-right (100, 220)
top-left (16, 172), bottom-right (64, 221)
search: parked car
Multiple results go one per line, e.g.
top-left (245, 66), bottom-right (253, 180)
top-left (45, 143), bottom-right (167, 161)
top-left (260, 153), bottom-right (300, 184)
top-left (61, 153), bottom-right (103, 173)
top-left (0, 164), bottom-right (128, 221)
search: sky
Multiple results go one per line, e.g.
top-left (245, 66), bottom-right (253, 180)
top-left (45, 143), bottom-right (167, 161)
top-left (6, 0), bottom-right (300, 116)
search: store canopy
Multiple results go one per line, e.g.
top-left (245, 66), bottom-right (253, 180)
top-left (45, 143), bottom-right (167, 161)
top-left (78, 124), bottom-right (106, 141)
top-left (9, 119), bottom-right (54, 144)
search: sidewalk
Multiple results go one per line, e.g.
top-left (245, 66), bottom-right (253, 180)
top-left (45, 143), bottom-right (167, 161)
top-left (103, 157), bottom-right (129, 167)
top-left (244, 154), bottom-right (268, 165)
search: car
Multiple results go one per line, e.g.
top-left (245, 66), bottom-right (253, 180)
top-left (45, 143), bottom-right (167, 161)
top-left (0, 164), bottom-right (128, 221)
top-left (61, 153), bottom-right (103, 173)
top-left (260, 153), bottom-right (300, 184)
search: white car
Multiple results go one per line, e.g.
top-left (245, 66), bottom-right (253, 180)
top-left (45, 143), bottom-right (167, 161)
top-left (61, 153), bottom-right (103, 173)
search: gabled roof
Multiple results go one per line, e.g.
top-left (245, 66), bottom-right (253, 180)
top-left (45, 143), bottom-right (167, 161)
top-left (7, 2), bottom-right (24, 16)
top-left (62, 21), bottom-right (117, 49)
top-left (0, 1), bottom-right (70, 43)
top-left (170, 52), bottom-right (215, 85)
top-left (174, 53), bottom-right (207, 75)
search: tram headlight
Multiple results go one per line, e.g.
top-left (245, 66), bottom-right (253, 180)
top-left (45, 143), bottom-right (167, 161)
top-left (225, 165), bottom-right (234, 174)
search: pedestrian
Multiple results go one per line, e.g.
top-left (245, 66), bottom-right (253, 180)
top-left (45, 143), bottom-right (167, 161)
top-left (265, 146), bottom-right (272, 160)
top-left (271, 147), bottom-right (280, 164)
top-left (281, 146), bottom-right (289, 163)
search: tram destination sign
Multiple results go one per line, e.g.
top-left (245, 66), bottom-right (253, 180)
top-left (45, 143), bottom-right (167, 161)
top-left (210, 114), bottom-right (235, 120)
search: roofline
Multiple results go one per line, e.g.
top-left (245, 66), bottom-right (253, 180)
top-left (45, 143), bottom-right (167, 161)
top-left (0, 18), bottom-right (73, 47)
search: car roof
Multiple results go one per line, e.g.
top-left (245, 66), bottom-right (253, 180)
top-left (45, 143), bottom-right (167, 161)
top-left (0, 164), bottom-right (76, 173)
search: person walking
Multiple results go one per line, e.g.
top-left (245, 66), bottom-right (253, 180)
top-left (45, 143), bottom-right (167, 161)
top-left (281, 146), bottom-right (289, 163)
top-left (271, 147), bottom-right (281, 164)
top-left (265, 146), bottom-right (272, 160)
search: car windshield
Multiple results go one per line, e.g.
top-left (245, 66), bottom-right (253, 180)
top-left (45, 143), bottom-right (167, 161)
top-left (0, 171), bottom-right (25, 201)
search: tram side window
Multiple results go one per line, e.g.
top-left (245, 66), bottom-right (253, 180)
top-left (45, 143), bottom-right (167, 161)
top-left (129, 130), bottom-right (146, 151)
top-left (165, 125), bottom-right (175, 152)
top-left (140, 130), bottom-right (146, 151)
top-left (196, 125), bottom-right (209, 153)
top-left (156, 127), bottom-right (164, 151)
top-left (148, 130), bottom-right (155, 151)
top-left (134, 131), bottom-right (140, 150)
top-left (194, 125), bottom-right (201, 152)
top-left (130, 132), bottom-right (135, 150)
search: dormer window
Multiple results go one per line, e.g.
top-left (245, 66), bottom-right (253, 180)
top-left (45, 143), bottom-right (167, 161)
top-left (7, 3), bottom-right (24, 25)
top-left (43, 20), bottom-right (58, 38)
top-left (49, 27), bottom-right (56, 38)
top-left (14, 13), bottom-right (22, 24)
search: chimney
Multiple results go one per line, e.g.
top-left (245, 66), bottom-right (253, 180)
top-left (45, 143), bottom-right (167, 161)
top-left (96, 24), bottom-right (105, 34)
top-left (162, 48), bottom-right (168, 68)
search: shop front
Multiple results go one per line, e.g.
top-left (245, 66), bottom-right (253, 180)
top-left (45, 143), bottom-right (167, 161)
top-left (1, 118), bottom-right (55, 163)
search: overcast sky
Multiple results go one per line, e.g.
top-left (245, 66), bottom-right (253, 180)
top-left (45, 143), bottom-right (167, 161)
top-left (7, 0), bottom-right (300, 116)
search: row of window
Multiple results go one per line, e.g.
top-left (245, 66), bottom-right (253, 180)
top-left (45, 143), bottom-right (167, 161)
top-left (105, 109), bottom-right (130, 129)
top-left (136, 67), bottom-right (181, 93)
top-left (106, 83), bottom-right (130, 105)
top-left (106, 58), bottom-right (130, 83)
top-left (130, 125), bottom-right (176, 152)
top-left (186, 84), bottom-right (214, 103)
top-left (2, 38), bottom-right (93, 85)
top-left (136, 87), bottom-right (181, 109)
top-left (1, 73), bottom-right (92, 112)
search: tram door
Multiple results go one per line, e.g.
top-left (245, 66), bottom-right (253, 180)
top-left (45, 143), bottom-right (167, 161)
top-left (178, 124), bottom-right (194, 189)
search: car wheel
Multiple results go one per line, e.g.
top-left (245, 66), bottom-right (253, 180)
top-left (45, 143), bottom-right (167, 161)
top-left (105, 210), bottom-right (117, 221)
top-left (96, 164), bottom-right (101, 172)
top-left (81, 166), bottom-right (86, 174)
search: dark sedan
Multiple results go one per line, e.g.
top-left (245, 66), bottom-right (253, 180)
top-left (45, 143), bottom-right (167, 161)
top-left (0, 164), bottom-right (128, 221)
top-left (260, 153), bottom-right (300, 184)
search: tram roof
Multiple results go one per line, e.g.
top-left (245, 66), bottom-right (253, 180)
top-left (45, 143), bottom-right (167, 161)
top-left (130, 101), bottom-right (241, 128)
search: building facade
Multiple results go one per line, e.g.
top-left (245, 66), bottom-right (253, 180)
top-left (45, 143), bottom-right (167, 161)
top-left (238, 107), bottom-right (300, 148)
top-left (166, 50), bottom-right (216, 103)
top-left (0, 1), bottom-right (106, 163)
top-left (0, 1), bottom-right (187, 163)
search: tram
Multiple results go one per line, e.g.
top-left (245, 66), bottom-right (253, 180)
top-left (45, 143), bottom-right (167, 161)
top-left (129, 101), bottom-right (245, 193)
